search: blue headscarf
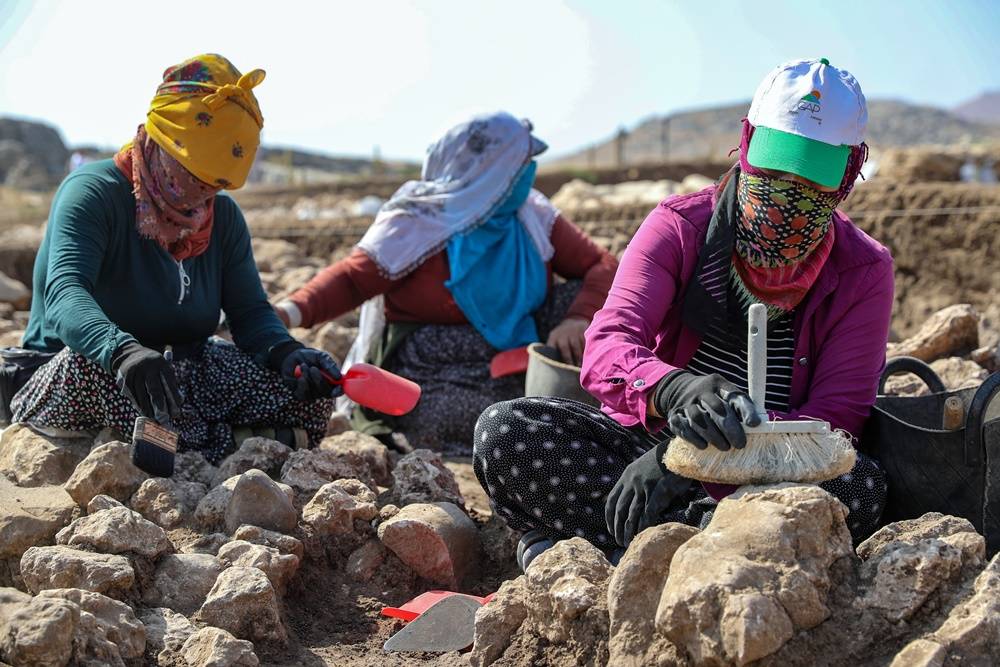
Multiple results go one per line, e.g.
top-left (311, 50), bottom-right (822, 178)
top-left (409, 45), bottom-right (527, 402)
top-left (445, 161), bottom-right (547, 350)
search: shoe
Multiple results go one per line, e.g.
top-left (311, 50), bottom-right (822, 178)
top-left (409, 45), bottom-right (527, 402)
top-left (516, 530), bottom-right (554, 572)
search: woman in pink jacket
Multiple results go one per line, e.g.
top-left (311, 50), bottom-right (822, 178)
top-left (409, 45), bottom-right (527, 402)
top-left (474, 59), bottom-right (894, 569)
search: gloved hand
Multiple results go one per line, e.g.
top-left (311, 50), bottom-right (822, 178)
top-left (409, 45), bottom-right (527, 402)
top-left (269, 341), bottom-right (344, 401)
top-left (111, 342), bottom-right (182, 423)
top-left (654, 371), bottom-right (760, 451)
top-left (605, 442), bottom-right (692, 547)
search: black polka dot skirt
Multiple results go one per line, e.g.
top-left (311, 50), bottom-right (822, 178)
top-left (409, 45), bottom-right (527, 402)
top-left (11, 340), bottom-right (334, 464)
top-left (473, 396), bottom-right (888, 548)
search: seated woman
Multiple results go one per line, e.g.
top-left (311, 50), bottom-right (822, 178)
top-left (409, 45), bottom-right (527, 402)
top-left (10, 54), bottom-right (342, 463)
top-left (274, 112), bottom-right (617, 454)
top-left (474, 59), bottom-right (894, 568)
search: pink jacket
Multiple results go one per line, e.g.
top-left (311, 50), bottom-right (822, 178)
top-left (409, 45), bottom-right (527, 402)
top-left (581, 186), bottom-right (894, 441)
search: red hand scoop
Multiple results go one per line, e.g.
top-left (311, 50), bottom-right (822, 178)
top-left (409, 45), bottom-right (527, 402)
top-left (489, 346), bottom-right (530, 379)
top-left (294, 363), bottom-right (421, 416)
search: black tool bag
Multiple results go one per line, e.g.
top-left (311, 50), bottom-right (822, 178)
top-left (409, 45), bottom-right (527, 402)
top-left (0, 347), bottom-right (58, 426)
top-left (860, 357), bottom-right (1000, 554)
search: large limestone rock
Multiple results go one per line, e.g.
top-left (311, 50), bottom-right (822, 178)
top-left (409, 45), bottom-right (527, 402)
top-left (224, 468), bottom-right (298, 534)
top-left (56, 505), bottom-right (173, 559)
top-left (197, 566), bottom-right (287, 644)
top-left (251, 238), bottom-right (302, 273)
top-left (182, 626), bottom-right (259, 666)
top-left (280, 448), bottom-right (376, 498)
top-left (212, 437), bottom-right (292, 487)
top-left (0, 478), bottom-right (77, 563)
top-left (319, 430), bottom-right (391, 486)
top-left (129, 477), bottom-right (207, 528)
top-left (607, 523), bottom-right (698, 666)
top-left (301, 478), bottom-right (378, 537)
top-left (143, 553), bottom-right (224, 614)
top-left (886, 304), bottom-right (979, 363)
top-left (232, 525), bottom-right (304, 560)
top-left (217, 540), bottom-right (299, 595)
top-left (377, 502), bottom-right (479, 588)
top-left (0, 272), bottom-right (29, 310)
top-left (391, 449), bottom-right (465, 507)
top-left (63, 441), bottom-right (147, 507)
top-left (37, 588), bottom-right (146, 666)
top-left (140, 607), bottom-right (196, 665)
top-left (0, 425), bottom-right (89, 486)
top-left (20, 546), bottom-right (135, 598)
top-left (656, 484), bottom-right (853, 666)
top-left (471, 538), bottom-right (613, 667)
top-left (196, 473), bottom-right (294, 529)
top-left (0, 590), bottom-right (78, 667)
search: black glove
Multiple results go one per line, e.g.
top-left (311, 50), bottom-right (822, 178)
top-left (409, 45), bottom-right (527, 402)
top-left (654, 371), bottom-right (760, 451)
top-left (111, 342), bottom-right (182, 423)
top-left (605, 441), bottom-right (692, 547)
top-left (269, 341), bottom-right (344, 401)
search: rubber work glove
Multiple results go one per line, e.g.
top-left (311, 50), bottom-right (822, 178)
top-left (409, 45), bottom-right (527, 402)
top-left (654, 371), bottom-right (760, 451)
top-left (111, 342), bottom-right (182, 423)
top-left (269, 341), bottom-right (344, 401)
top-left (605, 441), bottom-right (692, 547)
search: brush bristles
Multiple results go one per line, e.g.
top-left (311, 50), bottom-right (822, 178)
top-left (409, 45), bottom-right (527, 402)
top-left (663, 429), bottom-right (857, 485)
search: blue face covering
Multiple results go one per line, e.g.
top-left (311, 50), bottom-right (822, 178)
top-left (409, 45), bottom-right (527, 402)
top-left (444, 161), bottom-right (547, 350)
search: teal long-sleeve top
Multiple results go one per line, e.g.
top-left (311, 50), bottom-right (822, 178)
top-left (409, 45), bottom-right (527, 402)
top-left (23, 160), bottom-right (293, 370)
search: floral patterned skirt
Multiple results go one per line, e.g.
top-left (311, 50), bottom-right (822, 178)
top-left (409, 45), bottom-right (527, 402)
top-left (11, 339), bottom-right (333, 464)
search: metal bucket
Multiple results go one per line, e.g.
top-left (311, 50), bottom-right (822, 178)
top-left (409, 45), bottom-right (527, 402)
top-left (860, 356), bottom-right (1000, 553)
top-left (524, 343), bottom-right (600, 407)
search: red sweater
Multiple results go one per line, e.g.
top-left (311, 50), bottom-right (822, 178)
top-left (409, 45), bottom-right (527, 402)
top-left (288, 215), bottom-right (618, 328)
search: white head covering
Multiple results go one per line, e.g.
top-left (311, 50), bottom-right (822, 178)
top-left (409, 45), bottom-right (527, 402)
top-left (357, 111), bottom-right (556, 279)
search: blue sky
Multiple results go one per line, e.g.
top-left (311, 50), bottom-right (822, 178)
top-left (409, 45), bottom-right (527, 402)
top-left (1, 0), bottom-right (997, 160)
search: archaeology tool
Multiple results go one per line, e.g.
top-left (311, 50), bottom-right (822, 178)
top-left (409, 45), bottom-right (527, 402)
top-left (490, 346), bottom-right (530, 378)
top-left (294, 362), bottom-right (421, 416)
top-left (383, 595), bottom-right (483, 653)
top-left (382, 590), bottom-right (494, 622)
top-left (665, 303), bottom-right (856, 484)
top-left (130, 416), bottom-right (178, 477)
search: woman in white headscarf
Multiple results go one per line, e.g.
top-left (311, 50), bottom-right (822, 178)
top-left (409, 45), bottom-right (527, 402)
top-left (275, 111), bottom-right (617, 453)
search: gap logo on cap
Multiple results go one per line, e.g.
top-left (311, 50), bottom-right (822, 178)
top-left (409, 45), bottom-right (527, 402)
top-left (794, 89), bottom-right (823, 124)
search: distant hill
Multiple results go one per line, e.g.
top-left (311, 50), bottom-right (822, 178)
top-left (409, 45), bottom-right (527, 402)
top-left (550, 98), bottom-right (1000, 168)
top-left (953, 91), bottom-right (1000, 125)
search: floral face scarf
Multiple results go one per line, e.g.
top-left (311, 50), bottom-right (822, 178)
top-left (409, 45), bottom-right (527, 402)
top-left (114, 125), bottom-right (219, 261)
top-left (732, 172), bottom-right (840, 315)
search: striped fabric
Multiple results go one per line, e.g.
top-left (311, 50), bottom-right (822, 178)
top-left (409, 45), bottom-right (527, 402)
top-left (686, 279), bottom-right (795, 411)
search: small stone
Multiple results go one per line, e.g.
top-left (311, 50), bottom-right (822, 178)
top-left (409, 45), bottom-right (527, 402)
top-left (0, 271), bottom-right (29, 309)
top-left (130, 477), bottom-right (207, 528)
top-left (174, 450), bottom-right (219, 487)
top-left (302, 479), bottom-right (378, 537)
top-left (140, 607), bottom-right (196, 664)
top-left (0, 478), bottom-right (77, 561)
top-left (0, 424), bottom-right (89, 486)
top-left (212, 437), bottom-right (292, 488)
top-left (280, 448), bottom-right (375, 498)
top-left (377, 502), bottom-right (479, 588)
top-left (379, 504), bottom-right (400, 521)
top-left (391, 449), bottom-right (465, 507)
top-left (181, 532), bottom-right (230, 556)
top-left (182, 626), bottom-right (259, 666)
top-left (63, 441), bottom-right (147, 507)
top-left (319, 431), bottom-right (391, 486)
top-left (0, 592), bottom-right (78, 667)
top-left (217, 541), bottom-right (299, 595)
top-left (224, 469), bottom-right (298, 534)
top-left (232, 525), bottom-right (304, 560)
top-left (56, 505), bottom-right (173, 559)
top-left (195, 475), bottom-right (240, 528)
top-left (86, 494), bottom-right (123, 514)
top-left (37, 587), bottom-right (146, 665)
top-left (346, 540), bottom-right (387, 582)
top-left (197, 566), bottom-right (287, 644)
top-left (143, 553), bottom-right (224, 614)
top-left (20, 546), bottom-right (135, 598)
top-left (887, 304), bottom-right (979, 363)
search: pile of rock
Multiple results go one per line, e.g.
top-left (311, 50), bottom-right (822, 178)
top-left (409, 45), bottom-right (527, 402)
top-left (0, 423), bottom-right (491, 666)
top-left (472, 485), bottom-right (1000, 666)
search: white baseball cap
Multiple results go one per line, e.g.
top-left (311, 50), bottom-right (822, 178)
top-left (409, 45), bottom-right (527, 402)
top-left (746, 58), bottom-right (868, 188)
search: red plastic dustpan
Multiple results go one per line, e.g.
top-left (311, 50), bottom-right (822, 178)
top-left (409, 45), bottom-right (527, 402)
top-left (381, 590), bottom-right (495, 622)
top-left (490, 346), bottom-right (530, 379)
top-left (294, 362), bottom-right (421, 416)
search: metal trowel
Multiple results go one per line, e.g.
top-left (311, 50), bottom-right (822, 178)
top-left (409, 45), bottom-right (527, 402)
top-left (383, 595), bottom-right (483, 653)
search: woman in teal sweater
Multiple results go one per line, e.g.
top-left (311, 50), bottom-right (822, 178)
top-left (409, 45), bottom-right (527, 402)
top-left (10, 54), bottom-right (341, 463)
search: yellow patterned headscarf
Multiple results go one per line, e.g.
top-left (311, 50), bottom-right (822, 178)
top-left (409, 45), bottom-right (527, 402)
top-left (145, 54), bottom-right (264, 190)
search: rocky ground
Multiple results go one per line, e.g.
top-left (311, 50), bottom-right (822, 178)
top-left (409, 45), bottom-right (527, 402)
top-left (0, 161), bottom-right (997, 666)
